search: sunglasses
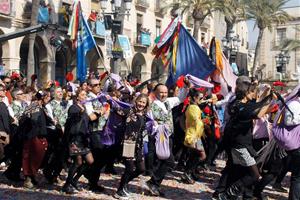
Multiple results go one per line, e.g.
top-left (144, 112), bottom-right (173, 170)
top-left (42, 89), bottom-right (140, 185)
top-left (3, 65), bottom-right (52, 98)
top-left (5, 82), bottom-right (11, 85)
top-left (17, 93), bottom-right (24, 95)
top-left (91, 84), bottom-right (100, 87)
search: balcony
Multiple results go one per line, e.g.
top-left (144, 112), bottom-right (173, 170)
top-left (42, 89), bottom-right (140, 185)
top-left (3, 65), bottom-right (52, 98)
top-left (135, 0), bottom-right (149, 12)
top-left (133, 31), bottom-right (151, 51)
top-left (154, 1), bottom-right (165, 17)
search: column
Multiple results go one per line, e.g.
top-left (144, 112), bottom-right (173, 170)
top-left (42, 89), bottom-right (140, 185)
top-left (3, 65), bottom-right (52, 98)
top-left (39, 61), bottom-right (56, 86)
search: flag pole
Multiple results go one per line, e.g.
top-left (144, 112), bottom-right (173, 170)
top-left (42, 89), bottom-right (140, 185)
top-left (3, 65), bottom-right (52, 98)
top-left (94, 44), bottom-right (110, 74)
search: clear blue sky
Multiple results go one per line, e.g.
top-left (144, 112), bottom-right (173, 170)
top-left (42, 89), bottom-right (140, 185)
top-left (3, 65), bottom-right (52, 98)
top-left (247, 0), bottom-right (300, 49)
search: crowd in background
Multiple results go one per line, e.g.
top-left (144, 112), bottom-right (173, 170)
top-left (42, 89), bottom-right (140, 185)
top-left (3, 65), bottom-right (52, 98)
top-left (0, 71), bottom-right (299, 200)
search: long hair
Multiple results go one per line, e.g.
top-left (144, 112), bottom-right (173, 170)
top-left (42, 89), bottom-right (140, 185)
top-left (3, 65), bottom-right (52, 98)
top-left (134, 93), bottom-right (150, 113)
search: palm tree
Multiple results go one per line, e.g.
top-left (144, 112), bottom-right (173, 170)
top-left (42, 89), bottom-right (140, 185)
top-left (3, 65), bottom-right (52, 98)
top-left (245, 0), bottom-right (291, 77)
top-left (277, 38), bottom-right (300, 52)
top-left (167, 0), bottom-right (216, 41)
top-left (215, 0), bottom-right (246, 39)
top-left (27, 0), bottom-right (40, 86)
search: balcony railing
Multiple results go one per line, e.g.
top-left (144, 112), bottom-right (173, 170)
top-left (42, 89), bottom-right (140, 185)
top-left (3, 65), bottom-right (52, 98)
top-left (133, 32), bottom-right (151, 47)
top-left (135, 0), bottom-right (149, 8)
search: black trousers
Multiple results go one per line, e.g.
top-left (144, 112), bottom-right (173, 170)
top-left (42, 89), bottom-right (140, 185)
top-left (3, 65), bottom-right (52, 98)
top-left (118, 159), bottom-right (145, 191)
top-left (185, 148), bottom-right (201, 174)
top-left (149, 136), bottom-right (175, 187)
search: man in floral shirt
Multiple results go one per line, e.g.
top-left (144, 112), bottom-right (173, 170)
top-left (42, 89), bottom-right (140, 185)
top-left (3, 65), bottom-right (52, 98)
top-left (146, 83), bottom-right (188, 197)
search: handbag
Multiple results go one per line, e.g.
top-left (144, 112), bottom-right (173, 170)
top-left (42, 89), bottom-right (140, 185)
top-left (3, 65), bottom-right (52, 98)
top-left (122, 140), bottom-right (136, 158)
top-left (272, 107), bottom-right (300, 151)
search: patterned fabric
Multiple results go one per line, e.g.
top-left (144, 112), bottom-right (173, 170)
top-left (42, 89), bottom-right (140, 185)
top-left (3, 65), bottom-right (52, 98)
top-left (12, 101), bottom-right (26, 120)
top-left (50, 100), bottom-right (70, 127)
top-left (86, 92), bottom-right (109, 132)
top-left (151, 101), bottom-right (174, 134)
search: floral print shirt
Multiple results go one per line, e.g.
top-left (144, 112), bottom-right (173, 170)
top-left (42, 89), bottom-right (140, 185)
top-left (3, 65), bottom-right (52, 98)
top-left (50, 100), bottom-right (70, 127)
top-left (12, 100), bottom-right (26, 120)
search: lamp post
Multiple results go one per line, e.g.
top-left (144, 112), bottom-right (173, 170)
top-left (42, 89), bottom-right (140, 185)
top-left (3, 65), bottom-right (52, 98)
top-left (221, 29), bottom-right (241, 63)
top-left (99, 0), bottom-right (132, 75)
top-left (275, 50), bottom-right (290, 77)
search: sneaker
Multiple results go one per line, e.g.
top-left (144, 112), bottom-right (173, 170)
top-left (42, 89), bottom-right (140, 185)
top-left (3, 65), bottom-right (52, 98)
top-left (272, 183), bottom-right (288, 193)
top-left (123, 185), bottom-right (131, 196)
top-left (181, 173), bottom-right (195, 184)
top-left (113, 189), bottom-right (129, 199)
top-left (23, 177), bottom-right (34, 189)
top-left (145, 181), bottom-right (160, 196)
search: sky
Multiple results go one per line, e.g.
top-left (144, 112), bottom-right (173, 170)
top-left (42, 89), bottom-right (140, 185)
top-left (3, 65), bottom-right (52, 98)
top-left (247, 0), bottom-right (300, 49)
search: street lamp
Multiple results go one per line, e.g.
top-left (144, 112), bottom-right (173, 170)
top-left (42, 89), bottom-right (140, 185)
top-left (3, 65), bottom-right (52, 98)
top-left (275, 50), bottom-right (290, 75)
top-left (222, 29), bottom-right (241, 63)
top-left (99, 0), bottom-right (132, 74)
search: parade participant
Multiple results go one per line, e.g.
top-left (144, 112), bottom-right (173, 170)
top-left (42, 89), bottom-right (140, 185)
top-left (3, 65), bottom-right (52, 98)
top-left (22, 90), bottom-right (50, 188)
top-left (43, 86), bottom-right (70, 183)
top-left (3, 88), bottom-right (27, 181)
top-left (217, 77), bottom-right (274, 200)
top-left (146, 81), bottom-right (189, 197)
top-left (114, 94), bottom-right (149, 199)
top-left (62, 89), bottom-right (94, 194)
top-left (85, 78), bottom-right (108, 192)
top-left (181, 88), bottom-right (206, 184)
top-left (272, 89), bottom-right (300, 200)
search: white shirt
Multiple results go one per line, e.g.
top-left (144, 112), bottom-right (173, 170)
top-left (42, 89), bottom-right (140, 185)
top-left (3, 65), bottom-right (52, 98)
top-left (85, 92), bottom-right (98, 116)
top-left (284, 98), bottom-right (300, 126)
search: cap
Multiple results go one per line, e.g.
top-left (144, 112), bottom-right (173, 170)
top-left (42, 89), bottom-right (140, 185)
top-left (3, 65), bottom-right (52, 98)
top-left (236, 76), bottom-right (251, 85)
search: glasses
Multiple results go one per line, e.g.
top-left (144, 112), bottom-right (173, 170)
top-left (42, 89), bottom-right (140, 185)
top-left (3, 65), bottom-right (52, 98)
top-left (17, 93), bottom-right (24, 95)
top-left (91, 84), bottom-right (100, 87)
top-left (5, 82), bottom-right (11, 85)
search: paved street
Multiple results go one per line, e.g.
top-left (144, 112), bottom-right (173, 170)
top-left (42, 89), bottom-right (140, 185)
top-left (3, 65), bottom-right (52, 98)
top-left (0, 160), bottom-right (289, 200)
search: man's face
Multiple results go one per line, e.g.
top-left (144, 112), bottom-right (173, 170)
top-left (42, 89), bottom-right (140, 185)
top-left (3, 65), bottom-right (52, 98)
top-left (55, 88), bottom-right (63, 100)
top-left (155, 85), bottom-right (168, 102)
top-left (90, 79), bottom-right (100, 94)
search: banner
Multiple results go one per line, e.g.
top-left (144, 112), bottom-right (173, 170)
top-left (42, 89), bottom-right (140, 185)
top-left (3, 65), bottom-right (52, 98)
top-left (96, 20), bottom-right (106, 37)
top-left (141, 32), bottom-right (151, 46)
top-left (105, 34), bottom-right (113, 58)
top-left (118, 35), bottom-right (132, 58)
top-left (0, 0), bottom-right (10, 15)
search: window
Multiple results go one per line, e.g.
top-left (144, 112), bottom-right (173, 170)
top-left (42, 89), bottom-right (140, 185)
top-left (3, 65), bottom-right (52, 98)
top-left (136, 14), bottom-right (143, 43)
top-left (276, 28), bottom-right (286, 43)
top-left (156, 20), bottom-right (161, 38)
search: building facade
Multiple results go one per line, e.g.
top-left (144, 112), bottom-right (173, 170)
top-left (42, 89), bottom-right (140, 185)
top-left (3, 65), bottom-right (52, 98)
top-left (257, 6), bottom-right (300, 82)
top-left (0, 0), bottom-right (248, 86)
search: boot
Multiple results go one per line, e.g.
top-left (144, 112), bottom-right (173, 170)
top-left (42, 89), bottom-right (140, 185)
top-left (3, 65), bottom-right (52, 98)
top-left (70, 164), bottom-right (87, 191)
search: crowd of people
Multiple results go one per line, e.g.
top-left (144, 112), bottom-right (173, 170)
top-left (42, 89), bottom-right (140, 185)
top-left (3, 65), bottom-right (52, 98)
top-left (0, 71), bottom-right (299, 200)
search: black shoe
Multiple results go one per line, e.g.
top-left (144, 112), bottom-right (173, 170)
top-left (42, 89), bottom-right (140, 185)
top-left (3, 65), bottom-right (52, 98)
top-left (217, 192), bottom-right (230, 200)
top-left (253, 192), bottom-right (268, 200)
top-left (105, 166), bottom-right (117, 175)
top-left (272, 183), bottom-right (288, 193)
top-left (113, 189), bottom-right (129, 199)
top-left (4, 171), bottom-right (24, 182)
top-left (89, 184), bottom-right (105, 193)
top-left (181, 173), bottom-right (195, 184)
top-left (145, 181), bottom-right (160, 196)
top-left (71, 181), bottom-right (83, 191)
top-left (62, 184), bottom-right (75, 194)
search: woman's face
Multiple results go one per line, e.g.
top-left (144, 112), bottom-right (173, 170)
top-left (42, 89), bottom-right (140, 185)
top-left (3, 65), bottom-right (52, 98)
top-left (82, 82), bottom-right (88, 91)
top-left (135, 97), bottom-right (148, 112)
top-left (193, 93), bottom-right (203, 105)
top-left (77, 90), bottom-right (87, 102)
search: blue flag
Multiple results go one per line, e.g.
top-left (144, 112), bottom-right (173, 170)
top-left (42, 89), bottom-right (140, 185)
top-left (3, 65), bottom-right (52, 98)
top-left (77, 12), bottom-right (97, 82)
top-left (166, 24), bottom-right (216, 86)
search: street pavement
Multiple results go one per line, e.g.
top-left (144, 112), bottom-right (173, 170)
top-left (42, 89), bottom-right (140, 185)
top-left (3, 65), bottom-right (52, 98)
top-left (0, 160), bottom-right (289, 200)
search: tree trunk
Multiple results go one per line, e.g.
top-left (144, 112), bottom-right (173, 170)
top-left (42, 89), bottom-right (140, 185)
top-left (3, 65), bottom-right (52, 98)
top-left (252, 28), bottom-right (264, 77)
top-left (27, 0), bottom-right (40, 86)
top-left (193, 19), bottom-right (201, 42)
top-left (225, 18), bottom-right (234, 39)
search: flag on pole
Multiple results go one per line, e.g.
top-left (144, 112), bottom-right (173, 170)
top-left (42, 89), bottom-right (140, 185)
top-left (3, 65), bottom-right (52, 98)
top-left (76, 10), bottom-right (97, 82)
top-left (68, 1), bottom-right (97, 82)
